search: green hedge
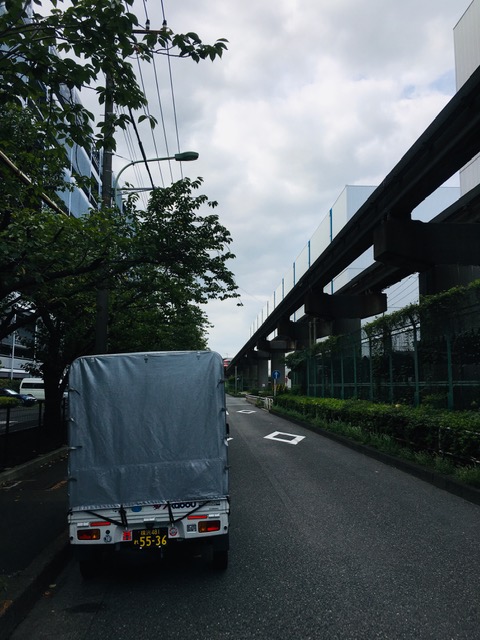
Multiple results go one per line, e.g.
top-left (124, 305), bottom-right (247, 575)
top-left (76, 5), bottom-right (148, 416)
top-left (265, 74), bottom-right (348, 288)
top-left (0, 397), bottom-right (20, 407)
top-left (0, 378), bottom-right (20, 392)
top-left (274, 394), bottom-right (480, 465)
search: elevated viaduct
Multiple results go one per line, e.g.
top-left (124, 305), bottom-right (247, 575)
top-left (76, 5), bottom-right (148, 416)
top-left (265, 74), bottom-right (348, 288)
top-left (226, 64), bottom-right (480, 388)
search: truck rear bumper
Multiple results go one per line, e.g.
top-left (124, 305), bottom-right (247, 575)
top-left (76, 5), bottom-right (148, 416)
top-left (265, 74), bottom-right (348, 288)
top-left (68, 500), bottom-right (230, 549)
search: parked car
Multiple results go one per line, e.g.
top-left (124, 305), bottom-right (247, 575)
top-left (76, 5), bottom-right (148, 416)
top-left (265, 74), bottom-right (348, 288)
top-left (0, 388), bottom-right (37, 407)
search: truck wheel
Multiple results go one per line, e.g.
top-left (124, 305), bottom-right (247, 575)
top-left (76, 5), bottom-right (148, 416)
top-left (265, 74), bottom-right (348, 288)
top-left (77, 549), bottom-right (102, 580)
top-left (212, 549), bottom-right (228, 571)
top-left (79, 558), bottom-right (98, 580)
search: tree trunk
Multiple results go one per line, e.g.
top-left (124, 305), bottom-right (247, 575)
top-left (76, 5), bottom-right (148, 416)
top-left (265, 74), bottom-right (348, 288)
top-left (41, 370), bottom-right (67, 451)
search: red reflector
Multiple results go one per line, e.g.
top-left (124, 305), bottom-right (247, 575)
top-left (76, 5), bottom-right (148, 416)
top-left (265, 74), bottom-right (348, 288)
top-left (77, 529), bottom-right (101, 541)
top-left (198, 520), bottom-right (221, 533)
top-left (187, 515), bottom-right (208, 520)
top-left (89, 521), bottom-right (110, 527)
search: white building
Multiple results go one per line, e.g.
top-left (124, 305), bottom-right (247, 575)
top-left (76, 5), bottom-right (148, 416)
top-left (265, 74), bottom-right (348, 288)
top-left (454, 0), bottom-right (480, 194)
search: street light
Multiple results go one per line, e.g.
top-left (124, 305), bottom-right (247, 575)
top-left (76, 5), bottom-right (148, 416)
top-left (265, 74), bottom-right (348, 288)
top-left (112, 151), bottom-right (199, 201)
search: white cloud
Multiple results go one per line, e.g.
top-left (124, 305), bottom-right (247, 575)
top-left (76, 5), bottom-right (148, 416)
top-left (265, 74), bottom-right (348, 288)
top-left (108, 0), bottom-right (469, 357)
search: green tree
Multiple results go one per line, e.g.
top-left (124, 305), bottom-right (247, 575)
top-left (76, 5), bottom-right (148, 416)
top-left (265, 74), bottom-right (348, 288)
top-left (0, 1), bottom-right (234, 444)
top-left (0, 103), bottom-right (68, 221)
top-left (108, 299), bottom-right (209, 354)
top-left (0, 0), bottom-right (227, 151)
top-left (0, 103), bottom-right (73, 339)
top-left (0, 0), bottom-right (228, 339)
top-left (19, 178), bottom-right (238, 443)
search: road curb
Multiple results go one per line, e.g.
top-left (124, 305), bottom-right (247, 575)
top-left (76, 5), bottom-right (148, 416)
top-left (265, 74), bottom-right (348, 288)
top-left (0, 531), bottom-right (71, 640)
top-left (270, 408), bottom-right (480, 507)
top-left (0, 447), bottom-right (68, 486)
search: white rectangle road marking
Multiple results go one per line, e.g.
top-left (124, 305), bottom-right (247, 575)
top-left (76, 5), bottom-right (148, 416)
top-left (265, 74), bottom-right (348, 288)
top-left (264, 431), bottom-right (305, 445)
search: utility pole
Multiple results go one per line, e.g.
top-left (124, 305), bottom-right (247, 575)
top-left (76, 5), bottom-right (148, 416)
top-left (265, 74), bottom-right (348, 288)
top-left (94, 72), bottom-right (114, 354)
top-left (101, 74), bottom-right (114, 208)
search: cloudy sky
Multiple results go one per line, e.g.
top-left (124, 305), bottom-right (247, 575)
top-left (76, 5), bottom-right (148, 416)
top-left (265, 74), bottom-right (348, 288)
top-left (110, 0), bottom-right (471, 359)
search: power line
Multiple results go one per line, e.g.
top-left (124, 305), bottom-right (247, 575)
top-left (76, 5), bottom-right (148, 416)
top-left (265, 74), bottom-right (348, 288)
top-left (135, 53), bottom-right (167, 187)
top-left (137, 0), bottom-right (176, 184)
top-left (126, 104), bottom-right (155, 190)
top-left (163, 17), bottom-right (183, 177)
top-left (387, 274), bottom-right (419, 308)
top-left (115, 1), bottom-right (191, 195)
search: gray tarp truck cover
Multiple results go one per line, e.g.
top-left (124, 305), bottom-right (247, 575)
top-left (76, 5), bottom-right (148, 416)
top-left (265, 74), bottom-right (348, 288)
top-left (68, 350), bottom-right (229, 511)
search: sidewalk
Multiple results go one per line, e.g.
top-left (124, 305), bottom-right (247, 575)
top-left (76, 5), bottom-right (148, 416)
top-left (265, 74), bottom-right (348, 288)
top-left (0, 448), bottom-right (71, 640)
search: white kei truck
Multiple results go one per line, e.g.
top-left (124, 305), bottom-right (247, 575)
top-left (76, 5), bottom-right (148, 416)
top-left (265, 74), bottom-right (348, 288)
top-left (67, 350), bottom-right (230, 577)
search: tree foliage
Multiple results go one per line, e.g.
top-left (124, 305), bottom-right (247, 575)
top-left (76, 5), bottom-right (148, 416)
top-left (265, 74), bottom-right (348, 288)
top-left (107, 299), bottom-right (209, 354)
top-left (0, 0), bottom-right (227, 150)
top-left (0, 1), bottom-right (235, 443)
top-left (12, 177), bottom-right (238, 351)
top-left (0, 103), bottom-right (68, 220)
top-left (12, 176), bottom-right (238, 439)
top-left (0, 0), bottom-right (233, 340)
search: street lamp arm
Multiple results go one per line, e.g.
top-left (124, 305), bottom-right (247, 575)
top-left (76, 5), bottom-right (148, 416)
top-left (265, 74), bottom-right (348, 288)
top-left (112, 152), bottom-right (199, 197)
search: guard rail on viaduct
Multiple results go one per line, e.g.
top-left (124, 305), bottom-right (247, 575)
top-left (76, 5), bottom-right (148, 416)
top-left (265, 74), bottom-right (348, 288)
top-left (226, 64), bottom-right (480, 388)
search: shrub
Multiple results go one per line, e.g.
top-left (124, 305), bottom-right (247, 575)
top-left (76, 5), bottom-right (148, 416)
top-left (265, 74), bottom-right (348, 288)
top-left (272, 394), bottom-right (480, 486)
top-left (0, 397), bottom-right (20, 407)
top-left (454, 466), bottom-right (480, 488)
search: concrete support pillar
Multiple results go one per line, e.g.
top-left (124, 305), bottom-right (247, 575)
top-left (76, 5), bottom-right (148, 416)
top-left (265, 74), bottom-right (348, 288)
top-left (270, 352), bottom-right (286, 384)
top-left (256, 337), bottom-right (291, 388)
top-left (242, 361), bottom-right (252, 390)
top-left (257, 357), bottom-right (269, 390)
top-left (250, 361), bottom-right (259, 389)
top-left (375, 219), bottom-right (480, 301)
top-left (301, 291), bottom-right (383, 353)
top-left (242, 350), bottom-right (270, 391)
top-left (305, 290), bottom-right (387, 320)
top-left (374, 219), bottom-right (480, 270)
top-left (277, 319), bottom-right (310, 350)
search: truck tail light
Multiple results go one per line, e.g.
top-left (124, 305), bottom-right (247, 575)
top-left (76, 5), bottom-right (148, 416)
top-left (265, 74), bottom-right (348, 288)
top-left (198, 520), bottom-right (221, 533)
top-left (77, 529), bottom-right (101, 541)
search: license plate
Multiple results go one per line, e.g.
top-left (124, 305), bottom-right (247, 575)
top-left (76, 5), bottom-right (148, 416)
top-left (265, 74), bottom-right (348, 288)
top-left (132, 528), bottom-right (168, 549)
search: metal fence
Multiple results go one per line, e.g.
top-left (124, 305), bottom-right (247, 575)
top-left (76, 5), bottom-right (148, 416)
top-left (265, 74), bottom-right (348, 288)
top-left (293, 290), bottom-right (480, 411)
top-left (0, 400), bottom-right (67, 469)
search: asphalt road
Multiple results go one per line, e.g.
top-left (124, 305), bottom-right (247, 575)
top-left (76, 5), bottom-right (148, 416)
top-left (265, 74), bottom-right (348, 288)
top-left (10, 396), bottom-right (480, 639)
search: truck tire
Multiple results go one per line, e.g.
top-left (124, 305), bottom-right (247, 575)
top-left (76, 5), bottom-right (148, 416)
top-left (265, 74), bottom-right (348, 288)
top-left (77, 548), bottom-right (102, 579)
top-left (211, 549), bottom-right (228, 571)
top-left (79, 558), bottom-right (98, 580)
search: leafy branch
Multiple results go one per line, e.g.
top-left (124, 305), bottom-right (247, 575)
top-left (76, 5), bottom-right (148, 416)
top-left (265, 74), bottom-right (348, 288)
top-left (0, 0), bottom-right (228, 150)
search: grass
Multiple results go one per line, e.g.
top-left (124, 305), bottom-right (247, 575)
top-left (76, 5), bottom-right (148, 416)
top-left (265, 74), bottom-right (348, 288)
top-left (455, 466), bottom-right (480, 488)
